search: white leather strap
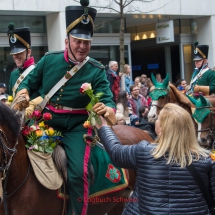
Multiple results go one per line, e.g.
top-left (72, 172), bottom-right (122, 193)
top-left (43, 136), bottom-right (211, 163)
top-left (38, 56), bottom-right (89, 111)
top-left (190, 67), bottom-right (209, 85)
top-left (12, 65), bottom-right (35, 97)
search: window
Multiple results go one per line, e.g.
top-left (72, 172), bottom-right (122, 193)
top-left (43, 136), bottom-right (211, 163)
top-left (0, 16), bottom-right (46, 33)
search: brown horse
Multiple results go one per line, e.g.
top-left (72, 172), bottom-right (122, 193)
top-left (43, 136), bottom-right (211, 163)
top-left (0, 102), bottom-right (152, 215)
top-left (186, 95), bottom-right (215, 149)
top-left (148, 82), bottom-right (194, 123)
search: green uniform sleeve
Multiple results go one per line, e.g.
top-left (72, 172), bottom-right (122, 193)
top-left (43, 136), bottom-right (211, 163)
top-left (17, 56), bottom-right (45, 96)
top-left (208, 70), bottom-right (215, 94)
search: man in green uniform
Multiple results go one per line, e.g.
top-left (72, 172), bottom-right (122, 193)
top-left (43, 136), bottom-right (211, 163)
top-left (186, 42), bottom-right (215, 97)
top-left (7, 23), bottom-right (43, 115)
top-left (14, 2), bottom-right (116, 215)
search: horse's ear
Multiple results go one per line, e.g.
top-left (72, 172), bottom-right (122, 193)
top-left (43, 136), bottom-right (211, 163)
top-left (151, 73), bottom-right (157, 85)
top-left (163, 74), bottom-right (169, 88)
top-left (186, 94), bottom-right (197, 105)
top-left (199, 95), bottom-right (208, 106)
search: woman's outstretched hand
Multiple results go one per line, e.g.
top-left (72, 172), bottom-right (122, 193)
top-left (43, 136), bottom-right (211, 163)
top-left (95, 115), bottom-right (108, 130)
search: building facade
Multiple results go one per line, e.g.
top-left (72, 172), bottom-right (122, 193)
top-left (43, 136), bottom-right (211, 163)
top-left (0, 0), bottom-right (215, 86)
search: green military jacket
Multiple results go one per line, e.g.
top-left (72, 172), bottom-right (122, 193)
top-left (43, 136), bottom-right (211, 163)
top-left (9, 57), bottom-right (40, 100)
top-left (17, 51), bottom-right (115, 110)
top-left (195, 69), bottom-right (215, 94)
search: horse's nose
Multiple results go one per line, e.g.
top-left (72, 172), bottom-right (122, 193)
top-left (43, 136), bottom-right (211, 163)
top-left (148, 115), bottom-right (157, 123)
top-left (200, 137), bottom-right (207, 144)
top-left (199, 137), bottom-right (210, 148)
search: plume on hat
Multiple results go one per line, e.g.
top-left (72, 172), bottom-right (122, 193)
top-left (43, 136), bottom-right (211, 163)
top-left (7, 22), bottom-right (15, 37)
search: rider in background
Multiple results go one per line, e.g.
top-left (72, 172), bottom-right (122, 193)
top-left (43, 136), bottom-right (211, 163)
top-left (7, 24), bottom-right (43, 115)
top-left (186, 42), bottom-right (215, 98)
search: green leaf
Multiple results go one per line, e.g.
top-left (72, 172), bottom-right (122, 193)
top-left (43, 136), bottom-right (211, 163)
top-left (25, 145), bottom-right (30, 149)
top-left (45, 147), bottom-right (54, 153)
top-left (95, 115), bottom-right (102, 125)
top-left (50, 142), bottom-right (57, 149)
top-left (95, 92), bottom-right (103, 98)
top-left (86, 102), bottom-right (93, 111)
top-left (91, 116), bottom-right (96, 126)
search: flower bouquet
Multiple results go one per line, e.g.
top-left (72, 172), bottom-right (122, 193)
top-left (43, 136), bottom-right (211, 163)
top-left (80, 83), bottom-right (103, 128)
top-left (22, 110), bottom-right (63, 153)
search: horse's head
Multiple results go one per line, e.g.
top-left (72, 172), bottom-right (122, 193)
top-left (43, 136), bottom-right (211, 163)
top-left (0, 102), bottom-right (21, 203)
top-left (187, 94), bottom-right (215, 149)
top-left (148, 73), bottom-right (169, 123)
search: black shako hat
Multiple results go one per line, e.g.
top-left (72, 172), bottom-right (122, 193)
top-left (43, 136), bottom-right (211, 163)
top-left (7, 22), bottom-right (31, 55)
top-left (65, 4), bottom-right (97, 41)
top-left (193, 42), bottom-right (209, 61)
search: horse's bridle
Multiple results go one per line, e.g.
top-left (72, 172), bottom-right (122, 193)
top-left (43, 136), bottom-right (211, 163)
top-left (197, 107), bottom-right (215, 148)
top-left (0, 128), bottom-right (17, 181)
top-left (150, 89), bottom-right (170, 110)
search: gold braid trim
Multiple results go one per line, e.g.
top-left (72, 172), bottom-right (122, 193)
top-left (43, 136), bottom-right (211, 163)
top-left (196, 47), bottom-right (206, 59)
top-left (8, 34), bottom-right (30, 49)
top-left (66, 14), bottom-right (94, 35)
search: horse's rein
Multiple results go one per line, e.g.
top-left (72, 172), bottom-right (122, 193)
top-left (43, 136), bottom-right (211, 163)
top-left (0, 129), bottom-right (17, 181)
top-left (197, 106), bottom-right (215, 148)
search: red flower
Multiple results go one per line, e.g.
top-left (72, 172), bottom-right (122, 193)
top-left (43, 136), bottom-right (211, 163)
top-left (22, 127), bottom-right (31, 136)
top-left (31, 110), bottom-right (42, 120)
top-left (80, 88), bottom-right (85, 94)
top-left (43, 113), bottom-right (52, 121)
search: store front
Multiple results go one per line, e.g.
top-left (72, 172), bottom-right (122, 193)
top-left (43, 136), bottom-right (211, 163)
top-left (127, 19), bottom-right (197, 84)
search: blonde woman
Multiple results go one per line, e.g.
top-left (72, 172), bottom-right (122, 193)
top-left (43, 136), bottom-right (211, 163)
top-left (95, 103), bottom-right (215, 215)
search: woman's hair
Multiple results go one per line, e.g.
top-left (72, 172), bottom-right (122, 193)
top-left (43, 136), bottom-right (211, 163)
top-left (145, 78), bottom-right (153, 87)
top-left (116, 91), bottom-right (128, 111)
top-left (124, 64), bottom-right (130, 74)
top-left (152, 103), bottom-right (209, 168)
top-left (175, 78), bottom-right (185, 87)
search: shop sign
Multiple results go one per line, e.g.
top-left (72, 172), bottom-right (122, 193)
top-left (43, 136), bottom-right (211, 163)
top-left (156, 20), bottom-right (174, 44)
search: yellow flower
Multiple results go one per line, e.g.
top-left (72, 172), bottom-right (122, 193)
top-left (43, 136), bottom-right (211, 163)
top-left (45, 128), bottom-right (55, 136)
top-left (39, 121), bottom-right (45, 128)
top-left (35, 130), bottom-right (43, 137)
top-left (8, 95), bottom-right (13, 102)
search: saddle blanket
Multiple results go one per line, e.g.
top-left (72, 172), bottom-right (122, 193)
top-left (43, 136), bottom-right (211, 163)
top-left (57, 144), bottom-right (129, 199)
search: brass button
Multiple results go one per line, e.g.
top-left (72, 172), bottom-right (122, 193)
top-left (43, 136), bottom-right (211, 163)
top-left (55, 106), bottom-right (58, 109)
top-left (58, 105), bottom-right (63, 110)
top-left (57, 98), bottom-right (60, 101)
top-left (17, 80), bottom-right (20, 84)
top-left (20, 75), bottom-right (24, 79)
top-left (60, 89), bottom-right (64, 92)
top-left (69, 65), bottom-right (72, 68)
top-left (60, 95), bottom-right (62, 97)
top-left (62, 84), bottom-right (66, 86)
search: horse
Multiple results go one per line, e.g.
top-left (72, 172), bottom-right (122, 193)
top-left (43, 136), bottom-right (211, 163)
top-left (186, 94), bottom-right (215, 149)
top-left (0, 102), bottom-right (153, 215)
top-left (148, 74), bottom-right (194, 123)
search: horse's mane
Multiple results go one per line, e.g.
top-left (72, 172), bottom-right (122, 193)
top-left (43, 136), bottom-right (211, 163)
top-left (169, 83), bottom-right (194, 108)
top-left (0, 102), bottom-right (20, 138)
